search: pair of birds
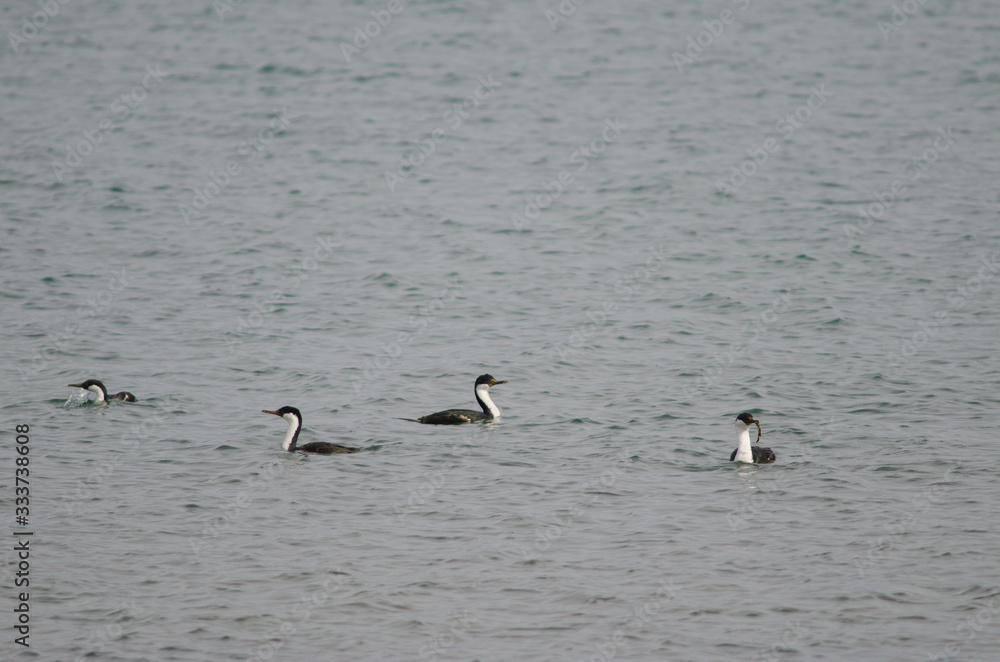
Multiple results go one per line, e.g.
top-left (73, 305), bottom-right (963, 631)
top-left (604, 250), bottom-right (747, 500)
top-left (261, 374), bottom-right (508, 454)
top-left (68, 375), bottom-right (776, 463)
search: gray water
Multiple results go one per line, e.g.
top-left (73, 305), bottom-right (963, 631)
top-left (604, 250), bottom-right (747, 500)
top-left (2, 0), bottom-right (1000, 660)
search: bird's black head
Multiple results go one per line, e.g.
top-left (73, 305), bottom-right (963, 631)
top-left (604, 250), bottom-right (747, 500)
top-left (476, 374), bottom-right (507, 387)
top-left (736, 412), bottom-right (762, 442)
top-left (68, 379), bottom-right (106, 391)
top-left (262, 406), bottom-right (302, 420)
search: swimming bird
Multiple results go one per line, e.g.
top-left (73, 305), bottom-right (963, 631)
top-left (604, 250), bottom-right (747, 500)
top-left (262, 406), bottom-right (359, 454)
top-left (730, 412), bottom-right (775, 464)
top-left (407, 374), bottom-right (508, 425)
top-left (68, 379), bottom-right (137, 403)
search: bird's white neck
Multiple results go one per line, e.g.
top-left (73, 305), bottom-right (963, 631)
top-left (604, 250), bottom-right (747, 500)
top-left (476, 383), bottom-right (500, 418)
top-left (733, 425), bottom-right (754, 463)
top-left (88, 383), bottom-right (107, 402)
top-left (281, 413), bottom-right (301, 451)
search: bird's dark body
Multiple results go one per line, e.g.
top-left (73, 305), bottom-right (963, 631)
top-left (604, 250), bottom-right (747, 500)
top-left (298, 441), bottom-right (359, 454)
top-left (411, 374), bottom-right (507, 425)
top-left (262, 406), bottom-right (360, 454)
top-left (730, 446), bottom-right (776, 463)
top-left (416, 409), bottom-right (487, 425)
top-left (68, 379), bottom-right (137, 403)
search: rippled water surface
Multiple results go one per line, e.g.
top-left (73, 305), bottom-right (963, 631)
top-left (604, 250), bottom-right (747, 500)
top-left (2, 1), bottom-right (1000, 660)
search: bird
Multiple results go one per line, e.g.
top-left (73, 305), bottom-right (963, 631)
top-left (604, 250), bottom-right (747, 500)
top-left (68, 379), bottom-right (137, 403)
top-left (261, 406), bottom-right (360, 454)
top-left (730, 412), bottom-right (776, 464)
top-left (406, 374), bottom-right (508, 424)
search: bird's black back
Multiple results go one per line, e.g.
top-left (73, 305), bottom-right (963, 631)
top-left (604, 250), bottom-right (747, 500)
top-left (298, 441), bottom-right (360, 454)
top-left (730, 447), bottom-right (777, 463)
top-left (416, 409), bottom-right (487, 425)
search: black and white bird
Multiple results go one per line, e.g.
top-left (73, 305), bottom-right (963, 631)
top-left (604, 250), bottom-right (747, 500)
top-left (68, 379), bottom-right (137, 403)
top-left (407, 374), bottom-right (508, 425)
top-left (262, 406), bottom-right (359, 455)
top-left (730, 412), bottom-right (776, 464)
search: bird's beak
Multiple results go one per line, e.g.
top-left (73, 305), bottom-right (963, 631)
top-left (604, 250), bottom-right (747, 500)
top-left (262, 410), bottom-right (280, 416)
top-left (68, 383), bottom-right (83, 388)
top-left (493, 380), bottom-right (508, 386)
